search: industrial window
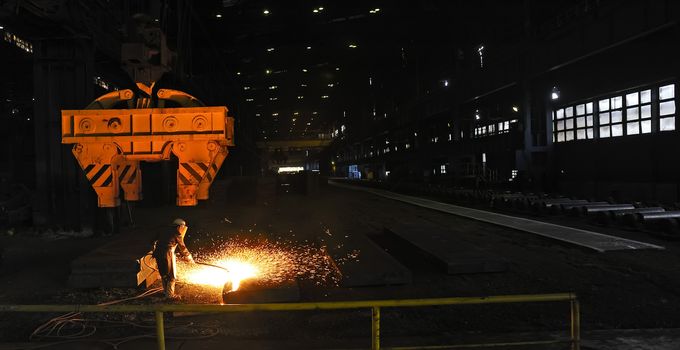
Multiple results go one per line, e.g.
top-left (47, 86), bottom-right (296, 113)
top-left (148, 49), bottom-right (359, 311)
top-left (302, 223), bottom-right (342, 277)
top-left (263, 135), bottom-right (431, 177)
top-left (659, 84), bottom-right (675, 131)
top-left (553, 103), bottom-right (593, 142)
top-left (554, 82), bottom-right (675, 143)
top-left (440, 165), bottom-right (447, 174)
top-left (625, 89), bottom-right (652, 135)
top-left (598, 96), bottom-right (623, 138)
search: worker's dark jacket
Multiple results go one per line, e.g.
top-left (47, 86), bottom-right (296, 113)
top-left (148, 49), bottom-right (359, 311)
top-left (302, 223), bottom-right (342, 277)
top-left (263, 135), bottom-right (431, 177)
top-left (152, 230), bottom-right (191, 280)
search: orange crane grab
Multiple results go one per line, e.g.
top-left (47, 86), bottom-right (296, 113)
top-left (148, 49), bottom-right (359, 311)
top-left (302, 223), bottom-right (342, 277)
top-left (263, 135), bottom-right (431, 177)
top-left (61, 82), bottom-right (234, 207)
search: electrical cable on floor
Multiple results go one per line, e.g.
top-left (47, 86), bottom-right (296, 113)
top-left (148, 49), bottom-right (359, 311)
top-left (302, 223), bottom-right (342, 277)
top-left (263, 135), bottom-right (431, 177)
top-left (18, 286), bottom-right (220, 349)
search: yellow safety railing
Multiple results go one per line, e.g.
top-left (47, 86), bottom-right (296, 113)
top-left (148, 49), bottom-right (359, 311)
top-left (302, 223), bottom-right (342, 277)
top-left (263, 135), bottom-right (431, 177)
top-left (0, 292), bottom-right (579, 350)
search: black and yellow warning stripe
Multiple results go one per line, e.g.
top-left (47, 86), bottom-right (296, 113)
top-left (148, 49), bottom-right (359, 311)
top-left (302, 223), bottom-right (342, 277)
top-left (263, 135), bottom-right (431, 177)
top-left (117, 164), bottom-right (138, 185)
top-left (178, 162), bottom-right (209, 185)
top-left (83, 163), bottom-right (113, 187)
top-left (203, 163), bottom-right (218, 183)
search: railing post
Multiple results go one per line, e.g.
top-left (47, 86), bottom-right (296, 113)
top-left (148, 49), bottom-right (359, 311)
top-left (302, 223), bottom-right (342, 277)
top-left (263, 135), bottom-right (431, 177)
top-left (371, 306), bottom-right (380, 350)
top-left (570, 299), bottom-right (580, 350)
top-left (155, 311), bottom-right (166, 350)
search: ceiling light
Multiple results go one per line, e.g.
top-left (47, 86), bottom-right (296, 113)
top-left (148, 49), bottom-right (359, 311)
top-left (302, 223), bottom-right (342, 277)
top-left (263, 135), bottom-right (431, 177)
top-left (236, 72), bottom-right (241, 75)
top-left (265, 69), bottom-right (272, 74)
top-left (313, 9), bottom-right (319, 13)
top-left (216, 14), bottom-right (222, 18)
top-left (243, 86), bottom-right (251, 90)
top-left (263, 9), bottom-right (270, 15)
top-left (335, 67), bottom-right (340, 71)
top-left (551, 86), bottom-right (560, 100)
top-left (268, 85), bottom-right (277, 90)
top-left (321, 95), bottom-right (329, 99)
top-left (512, 106), bottom-right (519, 112)
top-left (348, 44), bottom-right (357, 48)
top-left (306, 46), bottom-right (312, 50)
top-left (443, 80), bottom-right (449, 87)
top-left (297, 96), bottom-right (304, 99)
top-left (272, 113), bottom-right (279, 116)
top-left (302, 68), bottom-right (308, 72)
top-left (328, 83), bottom-right (334, 87)
top-left (267, 47), bottom-right (275, 52)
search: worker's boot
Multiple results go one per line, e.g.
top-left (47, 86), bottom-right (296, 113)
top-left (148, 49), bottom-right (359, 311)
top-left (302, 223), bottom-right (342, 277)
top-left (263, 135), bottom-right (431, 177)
top-left (166, 280), bottom-right (180, 300)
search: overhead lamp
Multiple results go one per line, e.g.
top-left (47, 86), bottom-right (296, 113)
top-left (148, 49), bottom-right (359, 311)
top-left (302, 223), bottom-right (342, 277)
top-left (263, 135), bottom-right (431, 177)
top-left (0, 25), bottom-right (4, 30)
top-left (551, 86), bottom-right (560, 100)
top-left (306, 46), bottom-right (312, 50)
top-left (335, 67), bottom-right (340, 71)
top-left (302, 68), bottom-right (308, 72)
top-left (236, 72), bottom-right (241, 75)
top-left (265, 69), bottom-right (272, 74)
top-left (512, 106), bottom-right (519, 112)
top-left (267, 47), bottom-right (275, 52)
top-left (443, 80), bottom-right (449, 87)
top-left (475, 109), bottom-right (480, 120)
top-left (263, 9), bottom-right (270, 15)
top-left (321, 95), bottom-right (329, 99)
top-left (348, 44), bottom-right (357, 48)
top-left (216, 14), bottom-right (222, 18)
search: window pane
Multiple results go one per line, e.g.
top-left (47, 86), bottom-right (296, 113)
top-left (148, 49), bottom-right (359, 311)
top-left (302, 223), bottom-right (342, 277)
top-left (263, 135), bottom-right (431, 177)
top-left (640, 89), bottom-right (651, 103)
top-left (556, 109), bottom-right (564, 119)
top-left (611, 124), bottom-right (623, 137)
top-left (586, 115), bottom-right (593, 126)
top-left (627, 107), bottom-right (639, 120)
top-left (599, 99), bottom-right (610, 111)
top-left (612, 96), bottom-right (623, 109)
top-left (660, 117), bottom-right (675, 131)
top-left (599, 112), bottom-right (610, 125)
top-left (641, 105), bottom-right (651, 118)
top-left (565, 131), bottom-right (574, 141)
top-left (576, 104), bottom-right (585, 115)
top-left (586, 128), bottom-right (594, 139)
top-left (641, 120), bottom-right (652, 133)
top-left (565, 107), bottom-right (573, 117)
top-left (557, 132), bottom-right (565, 142)
top-left (576, 129), bottom-right (586, 139)
top-left (576, 117), bottom-right (586, 128)
top-left (586, 102), bottom-right (594, 114)
top-left (557, 120), bottom-right (564, 131)
top-left (627, 122), bottom-right (639, 135)
top-left (660, 101), bottom-right (675, 116)
top-left (600, 126), bottom-right (610, 138)
top-left (566, 118), bottom-right (574, 129)
top-left (611, 110), bottom-right (623, 123)
top-left (659, 84), bottom-right (675, 100)
top-left (626, 92), bottom-right (639, 106)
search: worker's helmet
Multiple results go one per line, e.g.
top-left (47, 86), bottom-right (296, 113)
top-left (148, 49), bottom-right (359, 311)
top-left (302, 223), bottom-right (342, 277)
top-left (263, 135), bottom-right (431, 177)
top-left (172, 218), bottom-right (187, 227)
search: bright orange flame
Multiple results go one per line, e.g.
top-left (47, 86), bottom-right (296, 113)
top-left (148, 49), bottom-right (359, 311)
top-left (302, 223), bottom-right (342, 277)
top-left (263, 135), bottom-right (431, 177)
top-left (179, 237), bottom-right (341, 292)
top-left (182, 259), bottom-right (258, 291)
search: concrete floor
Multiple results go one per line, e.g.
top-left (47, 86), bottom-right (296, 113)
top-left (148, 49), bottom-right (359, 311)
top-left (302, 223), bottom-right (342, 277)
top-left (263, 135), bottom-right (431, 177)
top-left (1, 178), bottom-right (680, 348)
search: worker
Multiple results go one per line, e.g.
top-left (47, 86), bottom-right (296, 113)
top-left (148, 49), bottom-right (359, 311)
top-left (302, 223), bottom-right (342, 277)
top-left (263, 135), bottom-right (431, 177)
top-left (152, 218), bottom-right (195, 299)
